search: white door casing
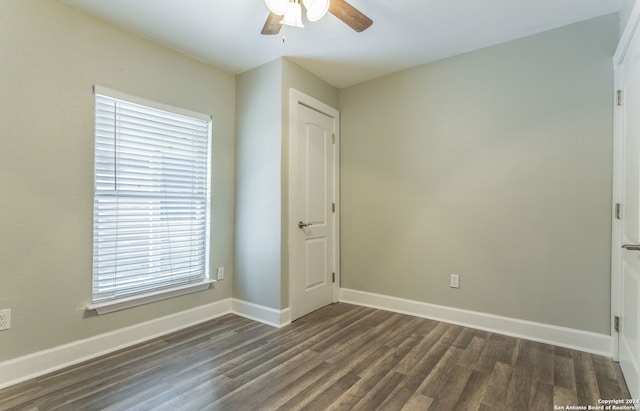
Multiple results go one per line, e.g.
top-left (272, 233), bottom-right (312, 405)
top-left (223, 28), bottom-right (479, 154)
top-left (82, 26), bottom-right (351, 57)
top-left (613, 0), bottom-right (640, 400)
top-left (288, 89), bottom-right (340, 321)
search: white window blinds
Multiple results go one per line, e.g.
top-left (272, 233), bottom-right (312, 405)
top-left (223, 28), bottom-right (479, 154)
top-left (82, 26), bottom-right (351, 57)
top-left (92, 86), bottom-right (212, 304)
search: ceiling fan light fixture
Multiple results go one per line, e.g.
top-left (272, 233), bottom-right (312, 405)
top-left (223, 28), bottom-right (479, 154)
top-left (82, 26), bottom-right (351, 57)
top-left (302, 0), bottom-right (330, 22)
top-left (265, 0), bottom-right (288, 16)
top-left (281, 1), bottom-right (305, 28)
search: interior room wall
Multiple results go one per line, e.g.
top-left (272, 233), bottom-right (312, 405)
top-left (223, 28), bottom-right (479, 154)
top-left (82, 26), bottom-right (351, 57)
top-left (338, 14), bottom-right (618, 335)
top-left (234, 57), bottom-right (338, 310)
top-left (235, 59), bottom-right (283, 309)
top-left (0, 0), bottom-right (235, 362)
top-left (620, 0), bottom-right (638, 35)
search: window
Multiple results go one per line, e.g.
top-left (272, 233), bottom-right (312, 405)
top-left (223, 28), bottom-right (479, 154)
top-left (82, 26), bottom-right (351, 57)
top-left (90, 86), bottom-right (212, 313)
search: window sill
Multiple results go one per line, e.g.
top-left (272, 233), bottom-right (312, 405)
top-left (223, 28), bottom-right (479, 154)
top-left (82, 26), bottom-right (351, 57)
top-left (86, 280), bottom-right (215, 315)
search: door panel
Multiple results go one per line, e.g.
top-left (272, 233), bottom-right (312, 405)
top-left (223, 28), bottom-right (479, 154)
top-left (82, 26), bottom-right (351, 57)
top-left (305, 123), bottom-right (328, 224)
top-left (621, 262), bottom-right (640, 397)
top-left (291, 101), bottom-right (336, 320)
top-left (616, 7), bottom-right (640, 399)
top-left (623, 41), bottom-right (640, 244)
top-left (305, 237), bottom-right (327, 289)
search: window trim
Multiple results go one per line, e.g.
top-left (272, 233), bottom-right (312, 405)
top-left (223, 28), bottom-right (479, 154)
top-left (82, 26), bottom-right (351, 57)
top-left (93, 85), bottom-right (212, 122)
top-left (86, 280), bottom-right (216, 315)
top-left (88, 85), bottom-right (214, 314)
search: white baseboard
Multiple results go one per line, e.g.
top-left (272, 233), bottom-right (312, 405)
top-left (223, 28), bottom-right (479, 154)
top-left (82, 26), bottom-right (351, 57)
top-left (340, 288), bottom-right (613, 357)
top-left (1, 290), bottom-right (612, 391)
top-left (232, 299), bottom-right (291, 328)
top-left (0, 299), bottom-right (233, 390)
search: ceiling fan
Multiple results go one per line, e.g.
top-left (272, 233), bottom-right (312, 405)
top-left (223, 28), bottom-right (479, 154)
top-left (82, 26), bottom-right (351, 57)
top-left (261, 0), bottom-right (373, 35)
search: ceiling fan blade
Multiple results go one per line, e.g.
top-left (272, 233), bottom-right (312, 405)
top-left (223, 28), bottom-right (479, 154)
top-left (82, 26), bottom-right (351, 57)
top-left (261, 12), bottom-right (282, 35)
top-left (329, 0), bottom-right (373, 32)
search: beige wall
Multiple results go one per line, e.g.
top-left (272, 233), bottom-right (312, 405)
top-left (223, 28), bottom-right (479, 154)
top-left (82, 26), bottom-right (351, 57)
top-left (0, 0), bottom-right (235, 362)
top-left (339, 15), bottom-right (618, 334)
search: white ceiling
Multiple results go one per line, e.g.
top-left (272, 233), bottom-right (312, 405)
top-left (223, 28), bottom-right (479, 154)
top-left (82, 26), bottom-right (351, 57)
top-left (59, 0), bottom-right (622, 88)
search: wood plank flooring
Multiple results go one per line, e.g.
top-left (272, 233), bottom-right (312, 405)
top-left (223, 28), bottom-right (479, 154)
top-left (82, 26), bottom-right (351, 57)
top-left (0, 303), bottom-right (631, 410)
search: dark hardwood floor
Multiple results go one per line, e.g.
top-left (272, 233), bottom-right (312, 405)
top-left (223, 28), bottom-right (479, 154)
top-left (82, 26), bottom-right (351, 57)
top-left (0, 303), bottom-right (630, 410)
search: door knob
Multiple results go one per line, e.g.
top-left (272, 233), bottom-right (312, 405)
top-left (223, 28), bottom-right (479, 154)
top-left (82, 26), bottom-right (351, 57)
top-left (622, 244), bottom-right (640, 251)
top-left (298, 221), bottom-right (312, 229)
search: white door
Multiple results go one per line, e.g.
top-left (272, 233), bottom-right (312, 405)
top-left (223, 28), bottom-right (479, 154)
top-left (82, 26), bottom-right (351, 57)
top-left (289, 90), bottom-right (339, 321)
top-left (614, 3), bottom-right (640, 400)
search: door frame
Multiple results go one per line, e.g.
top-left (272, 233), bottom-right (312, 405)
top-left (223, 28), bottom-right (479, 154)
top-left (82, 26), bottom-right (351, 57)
top-left (288, 88), bottom-right (340, 321)
top-left (612, 0), bottom-right (640, 362)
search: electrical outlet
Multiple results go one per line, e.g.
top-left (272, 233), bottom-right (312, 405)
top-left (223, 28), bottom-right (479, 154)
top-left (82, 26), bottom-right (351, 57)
top-left (0, 309), bottom-right (11, 330)
top-left (216, 266), bottom-right (225, 281)
top-left (449, 273), bottom-right (460, 289)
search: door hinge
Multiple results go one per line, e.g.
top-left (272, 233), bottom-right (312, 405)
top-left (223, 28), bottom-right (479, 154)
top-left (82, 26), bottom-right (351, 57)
top-left (616, 203), bottom-right (622, 220)
top-left (617, 90), bottom-right (623, 106)
top-left (332, 133), bottom-right (335, 144)
top-left (615, 315), bottom-right (620, 332)
top-left (332, 272), bottom-right (335, 283)
top-left (332, 202), bottom-right (335, 213)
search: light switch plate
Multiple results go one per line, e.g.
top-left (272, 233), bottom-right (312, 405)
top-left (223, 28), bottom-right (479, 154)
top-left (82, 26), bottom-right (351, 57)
top-left (450, 273), bottom-right (460, 289)
top-left (0, 309), bottom-right (11, 330)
